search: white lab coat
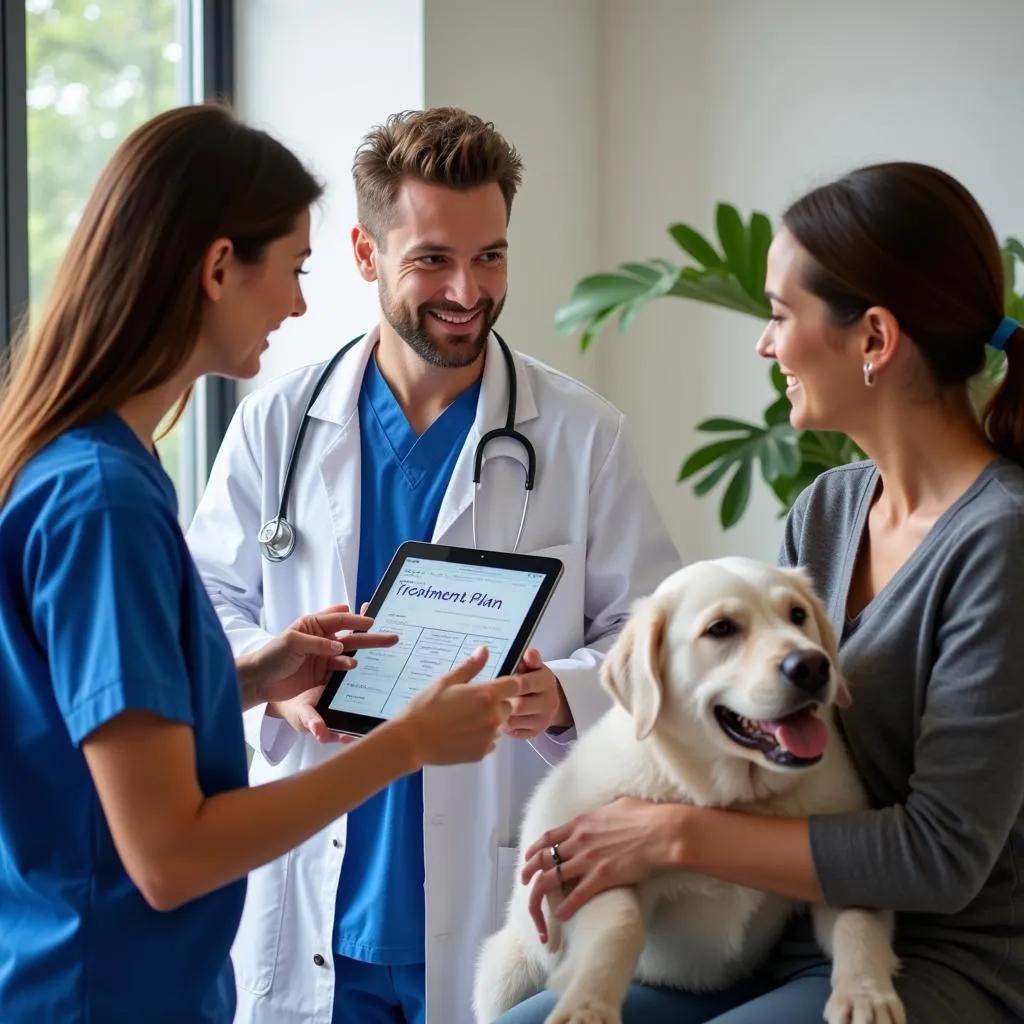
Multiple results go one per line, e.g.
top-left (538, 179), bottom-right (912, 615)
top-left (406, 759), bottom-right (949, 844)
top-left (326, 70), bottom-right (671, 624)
top-left (186, 330), bottom-right (680, 1024)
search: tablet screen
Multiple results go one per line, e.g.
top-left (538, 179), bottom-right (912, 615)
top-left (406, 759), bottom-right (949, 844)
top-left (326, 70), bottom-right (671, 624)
top-left (325, 554), bottom-right (550, 720)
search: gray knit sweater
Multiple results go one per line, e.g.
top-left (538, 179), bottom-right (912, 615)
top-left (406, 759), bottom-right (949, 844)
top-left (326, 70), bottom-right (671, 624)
top-left (778, 458), bottom-right (1024, 1018)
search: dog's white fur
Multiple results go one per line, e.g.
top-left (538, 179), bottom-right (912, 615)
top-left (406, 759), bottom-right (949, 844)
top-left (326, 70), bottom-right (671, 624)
top-left (474, 557), bottom-right (904, 1024)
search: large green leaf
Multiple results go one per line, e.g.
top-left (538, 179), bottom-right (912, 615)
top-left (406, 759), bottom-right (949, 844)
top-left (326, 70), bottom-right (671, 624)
top-left (618, 262), bottom-right (664, 286)
top-left (618, 300), bottom-right (642, 333)
top-left (678, 417), bottom-right (801, 528)
top-left (577, 305), bottom-right (619, 353)
top-left (716, 203), bottom-right (752, 298)
top-left (1005, 239), bottom-right (1024, 321)
top-left (672, 270), bottom-right (770, 317)
top-left (720, 457), bottom-right (753, 529)
top-left (554, 276), bottom-right (646, 334)
top-left (758, 426), bottom-right (801, 482)
top-left (554, 215), bottom-right (1024, 533)
top-left (697, 416), bottom-right (764, 433)
top-left (1002, 247), bottom-right (1017, 309)
top-left (554, 262), bottom-right (681, 348)
top-left (770, 362), bottom-right (789, 396)
top-left (668, 223), bottom-right (724, 270)
top-left (749, 212), bottom-right (773, 298)
top-left (678, 436), bottom-right (749, 481)
top-left (764, 395), bottom-right (792, 426)
top-left (694, 453), bottom-right (745, 496)
top-left (553, 208), bottom-right (777, 351)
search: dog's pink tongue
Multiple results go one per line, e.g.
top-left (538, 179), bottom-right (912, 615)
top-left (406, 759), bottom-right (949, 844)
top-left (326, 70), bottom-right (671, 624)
top-left (766, 711), bottom-right (828, 759)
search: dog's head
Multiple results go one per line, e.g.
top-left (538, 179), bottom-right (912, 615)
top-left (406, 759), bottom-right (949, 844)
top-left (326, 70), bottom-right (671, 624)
top-left (601, 556), bottom-right (849, 774)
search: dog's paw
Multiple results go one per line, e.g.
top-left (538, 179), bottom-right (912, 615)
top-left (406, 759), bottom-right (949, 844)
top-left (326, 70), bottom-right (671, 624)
top-left (544, 995), bottom-right (621, 1024)
top-left (825, 976), bottom-right (906, 1024)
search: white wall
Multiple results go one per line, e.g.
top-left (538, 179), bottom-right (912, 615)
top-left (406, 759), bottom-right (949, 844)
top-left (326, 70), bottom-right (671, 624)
top-left (235, 0), bottom-right (425, 387)
top-left (235, 0), bottom-right (1024, 566)
top-left (424, 0), bottom-right (603, 389)
top-left (600, 0), bottom-right (1024, 563)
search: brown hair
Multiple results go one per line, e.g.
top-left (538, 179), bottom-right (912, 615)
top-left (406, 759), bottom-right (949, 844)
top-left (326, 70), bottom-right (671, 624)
top-left (352, 106), bottom-right (523, 242)
top-left (782, 162), bottom-right (1024, 465)
top-left (0, 102), bottom-right (322, 504)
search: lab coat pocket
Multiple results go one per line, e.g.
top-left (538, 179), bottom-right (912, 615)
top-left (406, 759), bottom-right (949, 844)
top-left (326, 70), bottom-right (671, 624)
top-left (231, 849), bottom-right (292, 996)
top-left (523, 542), bottom-right (585, 660)
top-left (494, 844), bottom-right (520, 928)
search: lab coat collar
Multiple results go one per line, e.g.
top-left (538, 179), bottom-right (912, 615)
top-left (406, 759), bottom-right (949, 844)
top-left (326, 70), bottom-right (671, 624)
top-left (306, 326), bottom-right (379, 428)
top-left (305, 327), bottom-right (538, 440)
top-left (305, 325), bottom-right (538, 547)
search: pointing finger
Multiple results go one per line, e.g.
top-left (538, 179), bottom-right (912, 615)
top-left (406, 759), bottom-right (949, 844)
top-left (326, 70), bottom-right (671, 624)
top-left (316, 603), bottom-right (351, 615)
top-left (316, 612), bottom-right (374, 633)
top-left (438, 647), bottom-right (489, 687)
top-left (484, 674), bottom-right (529, 703)
top-left (341, 631), bottom-right (399, 650)
top-left (291, 635), bottom-right (354, 659)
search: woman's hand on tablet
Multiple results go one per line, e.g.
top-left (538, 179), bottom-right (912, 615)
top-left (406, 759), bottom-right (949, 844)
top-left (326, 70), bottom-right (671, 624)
top-left (397, 646), bottom-right (525, 766)
top-left (265, 686), bottom-right (345, 743)
top-left (243, 603), bottom-right (398, 717)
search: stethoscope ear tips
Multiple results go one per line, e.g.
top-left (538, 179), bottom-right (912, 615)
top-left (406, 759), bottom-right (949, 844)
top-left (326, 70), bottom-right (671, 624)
top-left (258, 517), bottom-right (296, 562)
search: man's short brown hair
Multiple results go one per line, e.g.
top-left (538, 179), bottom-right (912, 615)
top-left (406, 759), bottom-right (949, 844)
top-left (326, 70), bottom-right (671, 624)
top-left (352, 107), bottom-right (524, 242)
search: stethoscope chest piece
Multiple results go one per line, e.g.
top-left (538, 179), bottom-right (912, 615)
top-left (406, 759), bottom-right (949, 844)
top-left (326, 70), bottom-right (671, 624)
top-left (257, 517), bottom-right (296, 562)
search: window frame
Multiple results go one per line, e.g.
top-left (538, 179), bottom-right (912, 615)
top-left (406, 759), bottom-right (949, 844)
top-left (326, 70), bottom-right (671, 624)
top-left (0, 0), bottom-right (237, 488)
top-left (0, 1), bottom-right (28, 349)
top-left (198, 0), bottom-right (237, 478)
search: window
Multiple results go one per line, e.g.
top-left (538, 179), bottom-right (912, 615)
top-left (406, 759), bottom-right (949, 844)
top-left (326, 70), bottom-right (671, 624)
top-left (2, 0), bottom-right (235, 526)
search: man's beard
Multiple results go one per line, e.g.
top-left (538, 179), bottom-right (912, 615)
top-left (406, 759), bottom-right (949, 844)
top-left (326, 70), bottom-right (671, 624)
top-left (379, 280), bottom-right (504, 368)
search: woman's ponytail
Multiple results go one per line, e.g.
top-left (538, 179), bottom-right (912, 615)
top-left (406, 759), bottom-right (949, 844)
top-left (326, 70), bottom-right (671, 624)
top-left (983, 321), bottom-right (1024, 467)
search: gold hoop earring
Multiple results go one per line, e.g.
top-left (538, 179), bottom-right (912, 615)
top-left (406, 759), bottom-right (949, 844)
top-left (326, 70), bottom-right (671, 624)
top-left (863, 362), bottom-right (876, 388)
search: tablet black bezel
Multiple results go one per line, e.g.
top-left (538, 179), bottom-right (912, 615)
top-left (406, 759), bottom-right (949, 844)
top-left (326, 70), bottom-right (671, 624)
top-left (315, 541), bottom-right (564, 736)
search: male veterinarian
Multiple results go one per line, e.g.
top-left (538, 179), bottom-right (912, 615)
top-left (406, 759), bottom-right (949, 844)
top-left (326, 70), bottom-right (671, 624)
top-left (186, 106), bottom-right (680, 1024)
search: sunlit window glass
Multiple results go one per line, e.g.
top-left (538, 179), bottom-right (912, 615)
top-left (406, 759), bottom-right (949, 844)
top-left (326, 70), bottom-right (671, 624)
top-left (25, 0), bottom-right (198, 515)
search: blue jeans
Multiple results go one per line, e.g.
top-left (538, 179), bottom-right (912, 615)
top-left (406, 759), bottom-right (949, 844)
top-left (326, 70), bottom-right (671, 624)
top-left (494, 956), bottom-right (1016, 1024)
top-left (494, 965), bottom-right (831, 1024)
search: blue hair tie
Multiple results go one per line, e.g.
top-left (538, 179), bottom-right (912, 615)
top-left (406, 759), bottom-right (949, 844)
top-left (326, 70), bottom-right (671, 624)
top-left (990, 315), bottom-right (1021, 351)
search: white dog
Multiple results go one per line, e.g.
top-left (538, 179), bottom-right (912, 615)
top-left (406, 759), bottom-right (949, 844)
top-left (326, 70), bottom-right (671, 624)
top-left (474, 557), bottom-right (904, 1024)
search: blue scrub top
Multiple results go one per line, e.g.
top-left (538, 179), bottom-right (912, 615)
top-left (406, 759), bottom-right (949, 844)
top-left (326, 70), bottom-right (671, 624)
top-left (333, 353), bottom-right (481, 965)
top-left (0, 413), bottom-right (248, 1023)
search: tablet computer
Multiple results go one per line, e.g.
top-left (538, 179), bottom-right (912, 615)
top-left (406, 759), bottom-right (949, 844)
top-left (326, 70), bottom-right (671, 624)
top-left (316, 541), bottom-right (564, 736)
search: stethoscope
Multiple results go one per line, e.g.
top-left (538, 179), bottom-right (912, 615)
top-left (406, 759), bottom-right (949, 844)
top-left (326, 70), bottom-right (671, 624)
top-left (257, 331), bottom-right (537, 562)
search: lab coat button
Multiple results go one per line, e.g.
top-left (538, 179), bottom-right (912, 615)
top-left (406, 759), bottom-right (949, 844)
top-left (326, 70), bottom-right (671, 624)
top-left (313, 954), bottom-right (326, 966)
top-left (332, 838), bottom-right (341, 848)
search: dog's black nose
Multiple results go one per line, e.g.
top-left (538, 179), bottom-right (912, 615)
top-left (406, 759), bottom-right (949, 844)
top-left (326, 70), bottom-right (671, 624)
top-left (780, 650), bottom-right (830, 694)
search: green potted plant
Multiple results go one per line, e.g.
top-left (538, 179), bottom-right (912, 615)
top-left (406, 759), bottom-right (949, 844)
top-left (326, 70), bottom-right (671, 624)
top-left (555, 206), bottom-right (1023, 529)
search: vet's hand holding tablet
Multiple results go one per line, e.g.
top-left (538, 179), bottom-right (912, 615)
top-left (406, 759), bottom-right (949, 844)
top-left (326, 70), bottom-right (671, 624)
top-left (317, 542), bottom-right (564, 736)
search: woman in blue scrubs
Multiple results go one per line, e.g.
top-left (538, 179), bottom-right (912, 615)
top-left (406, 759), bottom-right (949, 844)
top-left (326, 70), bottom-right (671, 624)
top-left (0, 104), bottom-right (521, 1024)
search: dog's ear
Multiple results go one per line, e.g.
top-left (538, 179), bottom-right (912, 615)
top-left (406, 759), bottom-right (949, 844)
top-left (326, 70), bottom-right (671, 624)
top-left (806, 583), bottom-right (853, 707)
top-left (784, 567), bottom-right (852, 708)
top-left (601, 597), bottom-right (668, 740)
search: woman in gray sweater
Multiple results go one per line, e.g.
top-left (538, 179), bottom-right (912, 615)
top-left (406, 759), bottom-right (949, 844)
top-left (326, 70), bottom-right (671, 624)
top-left (498, 163), bottom-right (1024, 1023)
